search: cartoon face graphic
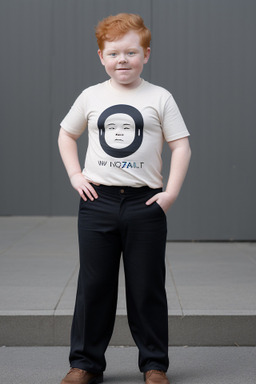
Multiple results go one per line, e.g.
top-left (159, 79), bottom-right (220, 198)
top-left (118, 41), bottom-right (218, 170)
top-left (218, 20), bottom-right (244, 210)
top-left (104, 114), bottom-right (136, 149)
top-left (98, 104), bottom-right (144, 158)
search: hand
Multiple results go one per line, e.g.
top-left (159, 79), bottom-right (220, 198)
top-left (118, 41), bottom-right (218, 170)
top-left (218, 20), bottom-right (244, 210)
top-left (145, 191), bottom-right (176, 214)
top-left (70, 173), bottom-right (99, 201)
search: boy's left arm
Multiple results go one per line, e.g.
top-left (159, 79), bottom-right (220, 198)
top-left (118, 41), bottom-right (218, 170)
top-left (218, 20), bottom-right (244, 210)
top-left (146, 137), bottom-right (191, 213)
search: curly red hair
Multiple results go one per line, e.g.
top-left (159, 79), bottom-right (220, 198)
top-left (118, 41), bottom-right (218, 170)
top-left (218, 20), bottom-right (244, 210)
top-left (95, 13), bottom-right (151, 54)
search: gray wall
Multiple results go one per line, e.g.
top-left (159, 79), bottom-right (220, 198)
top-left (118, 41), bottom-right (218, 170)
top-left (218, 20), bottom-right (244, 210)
top-left (1, 0), bottom-right (255, 240)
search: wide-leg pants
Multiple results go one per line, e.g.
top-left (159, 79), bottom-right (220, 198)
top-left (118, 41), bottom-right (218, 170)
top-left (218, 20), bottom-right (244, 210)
top-left (69, 185), bottom-right (169, 373)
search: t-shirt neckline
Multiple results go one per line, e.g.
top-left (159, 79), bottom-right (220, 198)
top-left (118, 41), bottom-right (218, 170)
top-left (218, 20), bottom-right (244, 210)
top-left (106, 78), bottom-right (145, 93)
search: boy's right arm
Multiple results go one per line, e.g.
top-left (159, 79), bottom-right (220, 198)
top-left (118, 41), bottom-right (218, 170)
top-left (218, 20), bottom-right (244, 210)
top-left (58, 127), bottom-right (98, 201)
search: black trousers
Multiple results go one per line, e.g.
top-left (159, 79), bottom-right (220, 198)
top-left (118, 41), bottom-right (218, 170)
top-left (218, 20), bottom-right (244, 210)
top-left (69, 185), bottom-right (169, 373)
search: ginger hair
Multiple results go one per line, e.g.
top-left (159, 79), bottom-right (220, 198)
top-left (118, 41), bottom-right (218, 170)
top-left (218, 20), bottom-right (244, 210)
top-left (95, 13), bottom-right (151, 54)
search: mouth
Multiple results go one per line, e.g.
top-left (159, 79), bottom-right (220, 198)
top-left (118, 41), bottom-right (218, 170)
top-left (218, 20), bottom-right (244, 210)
top-left (116, 68), bottom-right (131, 71)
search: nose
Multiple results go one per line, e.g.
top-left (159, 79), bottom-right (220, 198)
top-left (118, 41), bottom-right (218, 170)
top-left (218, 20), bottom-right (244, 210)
top-left (115, 126), bottom-right (124, 135)
top-left (118, 54), bottom-right (127, 63)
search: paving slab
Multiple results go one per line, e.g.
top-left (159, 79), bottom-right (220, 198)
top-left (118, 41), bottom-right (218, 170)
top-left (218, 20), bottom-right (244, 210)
top-left (0, 346), bottom-right (255, 384)
top-left (165, 242), bottom-right (256, 313)
top-left (0, 217), bottom-right (256, 346)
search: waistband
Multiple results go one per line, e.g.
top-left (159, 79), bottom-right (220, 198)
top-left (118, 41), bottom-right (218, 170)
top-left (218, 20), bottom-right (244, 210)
top-left (94, 184), bottom-right (162, 196)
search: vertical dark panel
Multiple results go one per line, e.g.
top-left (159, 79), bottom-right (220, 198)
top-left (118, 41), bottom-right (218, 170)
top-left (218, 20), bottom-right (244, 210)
top-left (151, 0), bottom-right (256, 240)
top-left (0, 0), bottom-right (53, 214)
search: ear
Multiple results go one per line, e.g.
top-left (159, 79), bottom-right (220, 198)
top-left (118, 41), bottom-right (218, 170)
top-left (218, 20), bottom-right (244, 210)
top-left (143, 47), bottom-right (151, 64)
top-left (98, 49), bottom-right (105, 66)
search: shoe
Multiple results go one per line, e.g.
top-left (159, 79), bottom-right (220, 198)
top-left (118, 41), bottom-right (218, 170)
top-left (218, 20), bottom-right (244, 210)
top-left (144, 370), bottom-right (170, 384)
top-left (60, 368), bottom-right (103, 384)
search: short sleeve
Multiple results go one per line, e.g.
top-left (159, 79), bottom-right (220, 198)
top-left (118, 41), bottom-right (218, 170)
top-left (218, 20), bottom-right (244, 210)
top-left (162, 94), bottom-right (190, 142)
top-left (60, 91), bottom-right (87, 136)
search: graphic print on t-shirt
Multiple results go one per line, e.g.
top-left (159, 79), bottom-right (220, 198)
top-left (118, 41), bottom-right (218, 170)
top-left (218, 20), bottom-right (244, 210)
top-left (97, 104), bottom-right (144, 158)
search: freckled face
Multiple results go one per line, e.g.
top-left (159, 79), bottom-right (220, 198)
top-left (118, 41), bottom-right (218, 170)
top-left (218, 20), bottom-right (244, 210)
top-left (104, 114), bottom-right (135, 148)
top-left (98, 31), bottom-right (150, 90)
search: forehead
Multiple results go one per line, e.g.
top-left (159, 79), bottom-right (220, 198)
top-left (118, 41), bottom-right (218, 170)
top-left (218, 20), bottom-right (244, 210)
top-left (103, 30), bottom-right (142, 50)
top-left (105, 113), bottom-right (135, 125)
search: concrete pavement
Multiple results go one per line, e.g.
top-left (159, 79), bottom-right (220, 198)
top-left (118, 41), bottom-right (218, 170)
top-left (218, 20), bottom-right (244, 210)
top-left (0, 346), bottom-right (256, 384)
top-left (0, 216), bottom-right (256, 346)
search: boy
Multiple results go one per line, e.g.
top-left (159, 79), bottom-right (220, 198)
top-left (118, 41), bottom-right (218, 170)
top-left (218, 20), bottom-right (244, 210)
top-left (58, 13), bottom-right (191, 384)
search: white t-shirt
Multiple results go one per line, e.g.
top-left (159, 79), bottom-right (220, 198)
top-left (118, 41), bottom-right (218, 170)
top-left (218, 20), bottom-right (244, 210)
top-left (60, 79), bottom-right (189, 189)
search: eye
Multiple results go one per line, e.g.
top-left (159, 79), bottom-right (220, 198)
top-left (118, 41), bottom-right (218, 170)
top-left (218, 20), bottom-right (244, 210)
top-left (109, 52), bottom-right (117, 57)
top-left (128, 51), bottom-right (135, 56)
top-left (107, 124), bottom-right (116, 130)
